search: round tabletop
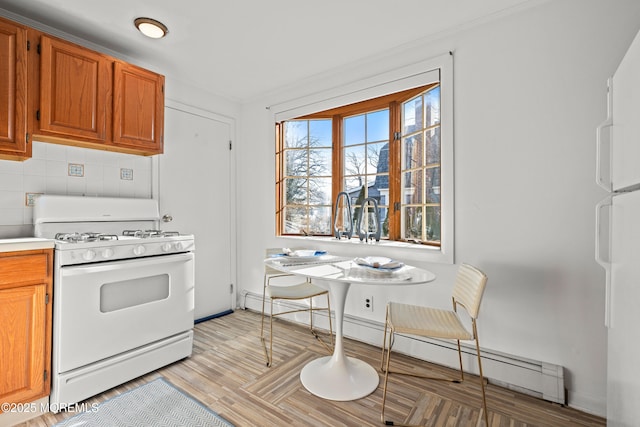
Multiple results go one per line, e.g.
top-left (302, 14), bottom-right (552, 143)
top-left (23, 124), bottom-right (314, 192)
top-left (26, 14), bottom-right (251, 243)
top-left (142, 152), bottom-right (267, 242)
top-left (264, 255), bottom-right (436, 285)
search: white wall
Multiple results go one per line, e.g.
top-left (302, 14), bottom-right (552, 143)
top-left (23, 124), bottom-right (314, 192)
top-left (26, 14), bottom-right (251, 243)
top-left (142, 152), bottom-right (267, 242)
top-left (236, 0), bottom-right (640, 416)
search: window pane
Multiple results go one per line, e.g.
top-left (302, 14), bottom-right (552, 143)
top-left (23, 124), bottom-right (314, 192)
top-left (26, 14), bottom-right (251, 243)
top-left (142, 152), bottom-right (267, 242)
top-left (308, 148), bottom-right (332, 176)
top-left (284, 178), bottom-right (307, 204)
top-left (367, 110), bottom-right (389, 142)
top-left (402, 96), bottom-right (423, 135)
top-left (309, 207), bottom-right (332, 234)
top-left (344, 177), bottom-right (363, 195)
top-left (402, 171), bottom-right (422, 204)
top-left (425, 167), bottom-right (441, 203)
top-left (367, 142), bottom-right (387, 174)
top-left (284, 122), bottom-right (308, 148)
top-left (425, 127), bottom-right (440, 165)
top-left (343, 145), bottom-right (366, 176)
top-left (284, 207), bottom-right (307, 234)
top-left (425, 206), bottom-right (441, 242)
top-left (309, 120), bottom-right (332, 147)
top-left (285, 150), bottom-right (308, 176)
top-left (425, 86), bottom-right (440, 127)
top-left (309, 177), bottom-right (332, 205)
top-left (403, 206), bottom-right (422, 240)
top-left (402, 133), bottom-right (423, 170)
top-left (344, 114), bottom-right (365, 146)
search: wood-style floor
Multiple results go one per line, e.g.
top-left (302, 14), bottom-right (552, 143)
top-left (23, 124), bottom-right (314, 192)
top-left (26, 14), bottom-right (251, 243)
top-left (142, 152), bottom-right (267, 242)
top-left (19, 309), bottom-right (604, 427)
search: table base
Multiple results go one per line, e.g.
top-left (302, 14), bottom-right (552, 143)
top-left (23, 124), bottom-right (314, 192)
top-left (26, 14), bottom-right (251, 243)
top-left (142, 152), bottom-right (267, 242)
top-left (300, 354), bottom-right (379, 401)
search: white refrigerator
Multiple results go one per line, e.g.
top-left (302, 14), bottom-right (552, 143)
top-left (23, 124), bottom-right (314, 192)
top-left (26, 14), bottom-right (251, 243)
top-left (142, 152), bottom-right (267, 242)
top-left (595, 28), bottom-right (640, 427)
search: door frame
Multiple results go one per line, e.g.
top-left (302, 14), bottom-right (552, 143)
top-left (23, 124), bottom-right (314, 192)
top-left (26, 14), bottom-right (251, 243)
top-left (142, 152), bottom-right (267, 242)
top-left (152, 98), bottom-right (237, 312)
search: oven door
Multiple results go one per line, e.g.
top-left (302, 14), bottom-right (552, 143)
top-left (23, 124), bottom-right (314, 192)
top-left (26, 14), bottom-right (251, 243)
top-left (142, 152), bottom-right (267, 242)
top-left (54, 252), bottom-right (194, 373)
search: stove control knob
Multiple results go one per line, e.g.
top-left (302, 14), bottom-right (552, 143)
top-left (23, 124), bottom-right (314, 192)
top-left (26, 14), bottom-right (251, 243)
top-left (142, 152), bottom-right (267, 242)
top-left (101, 248), bottom-right (114, 259)
top-left (133, 245), bottom-right (146, 256)
top-left (174, 241), bottom-right (184, 251)
top-left (83, 250), bottom-right (96, 261)
top-left (161, 243), bottom-right (172, 252)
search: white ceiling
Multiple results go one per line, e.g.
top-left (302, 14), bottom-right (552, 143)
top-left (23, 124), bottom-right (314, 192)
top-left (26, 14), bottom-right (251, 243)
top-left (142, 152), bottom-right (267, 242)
top-left (0, 0), bottom-right (538, 103)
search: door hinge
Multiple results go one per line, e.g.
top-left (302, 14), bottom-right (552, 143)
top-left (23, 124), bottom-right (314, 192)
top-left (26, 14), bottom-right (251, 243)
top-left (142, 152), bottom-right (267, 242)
top-left (45, 293), bottom-right (50, 304)
top-left (229, 140), bottom-right (232, 150)
top-left (27, 40), bottom-right (30, 51)
top-left (36, 110), bottom-right (40, 121)
top-left (229, 283), bottom-right (234, 294)
top-left (26, 133), bottom-right (29, 144)
top-left (44, 370), bottom-right (48, 381)
top-left (37, 44), bottom-right (41, 54)
top-left (394, 202), bottom-right (401, 212)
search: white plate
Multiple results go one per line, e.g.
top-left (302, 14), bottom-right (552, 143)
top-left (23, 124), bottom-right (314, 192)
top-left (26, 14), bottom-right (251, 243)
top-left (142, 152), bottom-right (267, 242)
top-left (354, 256), bottom-right (404, 271)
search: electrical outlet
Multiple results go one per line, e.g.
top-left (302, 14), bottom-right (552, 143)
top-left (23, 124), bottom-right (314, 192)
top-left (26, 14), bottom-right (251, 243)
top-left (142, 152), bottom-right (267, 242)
top-left (364, 296), bottom-right (373, 312)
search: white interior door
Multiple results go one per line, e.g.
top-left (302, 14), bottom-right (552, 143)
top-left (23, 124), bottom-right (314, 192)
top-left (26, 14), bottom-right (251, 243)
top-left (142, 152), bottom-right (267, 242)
top-left (159, 104), bottom-right (233, 319)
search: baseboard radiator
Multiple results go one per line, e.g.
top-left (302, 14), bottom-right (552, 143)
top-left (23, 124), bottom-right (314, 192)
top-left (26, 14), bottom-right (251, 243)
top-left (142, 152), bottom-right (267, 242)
top-left (241, 290), bottom-right (565, 405)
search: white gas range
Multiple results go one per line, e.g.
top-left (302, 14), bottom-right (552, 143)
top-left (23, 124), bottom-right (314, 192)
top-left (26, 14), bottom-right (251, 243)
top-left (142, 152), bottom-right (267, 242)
top-left (34, 195), bottom-right (195, 412)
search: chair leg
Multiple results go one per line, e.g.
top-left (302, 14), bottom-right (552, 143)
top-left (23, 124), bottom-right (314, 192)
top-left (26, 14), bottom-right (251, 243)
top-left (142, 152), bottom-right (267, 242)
top-left (456, 339), bottom-right (465, 382)
top-left (260, 277), bottom-right (271, 367)
top-left (268, 299), bottom-right (274, 367)
top-left (473, 322), bottom-right (489, 426)
top-left (380, 308), bottom-right (392, 424)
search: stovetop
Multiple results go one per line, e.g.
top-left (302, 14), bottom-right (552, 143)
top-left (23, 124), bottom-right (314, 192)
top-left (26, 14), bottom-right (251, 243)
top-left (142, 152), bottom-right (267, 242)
top-left (33, 195), bottom-right (195, 265)
top-left (54, 230), bottom-right (181, 243)
top-left (52, 231), bottom-right (195, 266)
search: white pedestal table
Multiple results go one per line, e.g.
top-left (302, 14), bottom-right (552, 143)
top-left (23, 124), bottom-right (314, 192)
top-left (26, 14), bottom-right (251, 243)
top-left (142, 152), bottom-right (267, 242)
top-left (264, 256), bottom-right (436, 401)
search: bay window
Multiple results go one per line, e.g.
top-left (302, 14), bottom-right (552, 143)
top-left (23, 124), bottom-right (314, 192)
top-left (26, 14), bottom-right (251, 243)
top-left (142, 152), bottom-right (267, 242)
top-left (274, 56), bottom-right (452, 260)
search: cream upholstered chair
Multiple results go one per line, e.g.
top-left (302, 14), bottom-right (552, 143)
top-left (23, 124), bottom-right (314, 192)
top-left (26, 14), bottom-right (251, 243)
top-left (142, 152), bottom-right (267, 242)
top-left (260, 248), bottom-right (333, 367)
top-left (380, 263), bottom-right (489, 426)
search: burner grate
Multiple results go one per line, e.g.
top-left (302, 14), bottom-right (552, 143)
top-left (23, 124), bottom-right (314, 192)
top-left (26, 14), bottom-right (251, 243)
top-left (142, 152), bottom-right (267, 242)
top-left (55, 232), bottom-right (119, 243)
top-left (122, 229), bottom-right (180, 238)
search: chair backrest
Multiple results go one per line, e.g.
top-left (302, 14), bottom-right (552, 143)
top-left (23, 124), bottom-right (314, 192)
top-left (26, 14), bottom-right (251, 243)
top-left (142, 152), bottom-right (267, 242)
top-left (452, 263), bottom-right (488, 319)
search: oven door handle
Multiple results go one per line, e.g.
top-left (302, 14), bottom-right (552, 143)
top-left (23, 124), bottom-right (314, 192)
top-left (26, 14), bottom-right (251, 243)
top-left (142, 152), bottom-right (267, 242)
top-left (60, 252), bottom-right (194, 276)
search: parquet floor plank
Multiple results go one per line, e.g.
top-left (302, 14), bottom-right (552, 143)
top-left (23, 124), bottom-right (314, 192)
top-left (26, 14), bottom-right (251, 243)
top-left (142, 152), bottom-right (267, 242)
top-left (17, 310), bottom-right (605, 427)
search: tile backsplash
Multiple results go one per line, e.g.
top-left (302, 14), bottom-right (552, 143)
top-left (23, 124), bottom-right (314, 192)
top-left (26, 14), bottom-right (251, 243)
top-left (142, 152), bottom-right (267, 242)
top-left (0, 141), bottom-right (153, 226)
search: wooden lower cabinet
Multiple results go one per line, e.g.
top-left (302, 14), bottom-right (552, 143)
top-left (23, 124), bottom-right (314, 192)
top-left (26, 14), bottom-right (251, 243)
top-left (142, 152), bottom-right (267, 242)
top-left (0, 249), bottom-right (53, 411)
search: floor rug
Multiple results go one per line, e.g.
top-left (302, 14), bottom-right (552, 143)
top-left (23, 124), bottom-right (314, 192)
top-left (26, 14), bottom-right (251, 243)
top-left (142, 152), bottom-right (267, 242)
top-left (53, 378), bottom-right (234, 427)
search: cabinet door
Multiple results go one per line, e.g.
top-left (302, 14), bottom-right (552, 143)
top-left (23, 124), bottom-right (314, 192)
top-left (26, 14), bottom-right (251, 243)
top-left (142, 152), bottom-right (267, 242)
top-left (38, 36), bottom-right (112, 143)
top-left (0, 284), bottom-right (47, 407)
top-left (0, 250), bottom-right (52, 408)
top-left (112, 61), bottom-right (164, 154)
top-left (0, 18), bottom-right (28, 160)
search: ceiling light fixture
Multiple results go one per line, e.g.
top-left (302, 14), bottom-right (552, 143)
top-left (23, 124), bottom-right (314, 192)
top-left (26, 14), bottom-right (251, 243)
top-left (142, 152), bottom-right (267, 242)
top-left (134, 17), bottom-right (168, 39)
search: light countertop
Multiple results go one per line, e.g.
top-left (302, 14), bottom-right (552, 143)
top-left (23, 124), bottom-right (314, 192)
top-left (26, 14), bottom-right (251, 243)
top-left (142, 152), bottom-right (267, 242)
top-left (0, 238), bottom-right (55, 253)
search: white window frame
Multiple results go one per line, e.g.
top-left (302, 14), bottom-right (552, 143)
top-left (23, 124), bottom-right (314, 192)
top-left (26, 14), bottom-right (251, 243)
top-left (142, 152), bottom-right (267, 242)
top-left (272, 53), bottom-right (454, 264)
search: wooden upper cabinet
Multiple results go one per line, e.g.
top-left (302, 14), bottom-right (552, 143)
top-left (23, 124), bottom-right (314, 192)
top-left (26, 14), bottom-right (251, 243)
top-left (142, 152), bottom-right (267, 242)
top-left (37, 35), bottom-right (112, 144)
top-left (32, 33), bottom-right (164, 156)
top-left (112, 61), bottom-right (164, 154)
top-left (0, 17), bottom-right (165, 159)
top-left (0, 18), bottom-right (29, 160)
